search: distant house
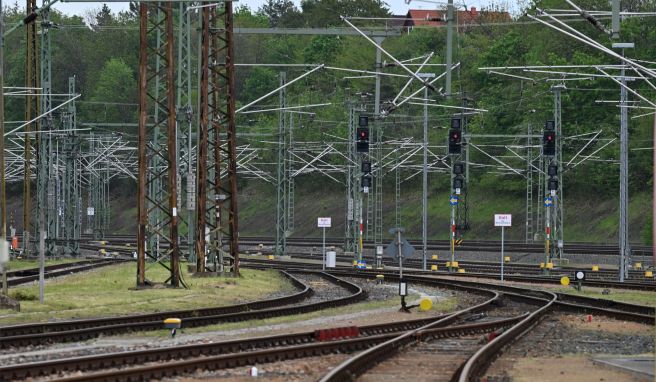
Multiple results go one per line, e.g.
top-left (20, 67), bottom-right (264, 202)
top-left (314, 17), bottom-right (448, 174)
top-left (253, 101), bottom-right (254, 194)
top-left (401, 7), bottom-right (511, 32)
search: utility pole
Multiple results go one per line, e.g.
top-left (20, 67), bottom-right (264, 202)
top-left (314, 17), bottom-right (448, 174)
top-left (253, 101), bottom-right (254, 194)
top-left (24, 0), bottom-right (39, 257)
top-left (177, 2), bottom-right (194, 263)
top-left (526, 124), bottom-right (534, 243)
top-left (275, 72), bottom-right (287, 257)
top-left (613, 42), bottom-right (634, 281)
top-left (445, 0), bottom-right (454, 95)
top-left (422, 86), bottom-right (428, 271)
top-left (551, 84), bottom-right (565, 261)
top-left (38, 1), bottom-right (55, 257)
top-left (0, 0), bottom-right (7, 295)
top-left (137, 3), bottom-right (180, 287)
top-left (418, 72), bottom-right (435, 271)
top-left (61, 77), bottom-right (79, 255)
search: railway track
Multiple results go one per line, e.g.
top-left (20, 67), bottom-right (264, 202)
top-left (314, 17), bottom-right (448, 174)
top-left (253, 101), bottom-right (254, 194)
top-left (318, 270), bottom-right (653, 381)
top-left (72, 233), bottom-right (653, 256)
top-left (77, 236), bottom-right (656, 287)
top-left (0, 271), bottom-right (364, 349)
top-left (6, 267), bottom-right (649, 381)
top-left (6, 258), bottom-right (128, 287)
top-left (0, 314), bottom-right (458, 380)
top-left (271, 251), bottom-right (654, 281)
top-left (242, 256), bottom-right (656, 291)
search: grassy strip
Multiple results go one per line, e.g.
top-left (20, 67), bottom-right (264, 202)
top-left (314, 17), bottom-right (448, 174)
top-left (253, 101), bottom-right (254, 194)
top-left (5, 259), bottom-right (80, 271)
top-left (0, 264), bottom-right (295, 325)
top-left (126, 293), bottom-right (459, 338)
top-left (555, 287), bottom-right (656, 308)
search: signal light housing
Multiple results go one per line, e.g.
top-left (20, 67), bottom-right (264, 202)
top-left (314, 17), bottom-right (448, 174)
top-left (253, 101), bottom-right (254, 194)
top-left (448, 129), bottom-right (461, 155)
top-left (356, 127), bottom-right (369, 153)
top-left (361, 175), bottom-right (372, 188)
top-left (547, 164), bottom-right (558, 177)
top-left (543, 131), bottom-right (556, 156)
top-left (362, 161), bottom-right (371, 174)
top-left (453, 176), bottom-right (464, 190)
top-left (548, 178), bottom-right (558, 191)
top-left (453, 162), bottom-right (464, 175)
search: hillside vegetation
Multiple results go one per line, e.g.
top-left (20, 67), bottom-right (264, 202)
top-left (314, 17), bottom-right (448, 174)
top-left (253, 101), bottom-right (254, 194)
top-left (2, 0), bottom-right (653, 244)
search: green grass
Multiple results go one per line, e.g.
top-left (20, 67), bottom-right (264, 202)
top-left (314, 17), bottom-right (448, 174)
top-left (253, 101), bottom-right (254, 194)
top-left (128, 293), bottom-right (459, 338)
top-left (5, 258), bottom-right (79, 271)
top-left (0, 264), bottom-right (295, 325)
top-left (555, 287), bottom-right (656, 308)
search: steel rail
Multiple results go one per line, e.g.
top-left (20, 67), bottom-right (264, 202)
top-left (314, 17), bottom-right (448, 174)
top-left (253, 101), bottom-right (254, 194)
top-left (42, 317), bottom-right (522, 382)
top-left (241, 257), bottom-right (656, 291)
top-left (0, 271), bottom-right (365, 348)
top-left (6, 259), bottom-right (128, 287)
top-left (0, 314), bottom-right (453, 380)
top-left (457, 291), bottom-right (558, 381)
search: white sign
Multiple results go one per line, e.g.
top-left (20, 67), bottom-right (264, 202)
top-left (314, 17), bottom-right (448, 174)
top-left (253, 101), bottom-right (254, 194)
top-left (494, 214), bottom-right (512, 227)
top-left (87, 207), bottom-right (95, 216)
top-left (317, 217), bottom-right (332, 228)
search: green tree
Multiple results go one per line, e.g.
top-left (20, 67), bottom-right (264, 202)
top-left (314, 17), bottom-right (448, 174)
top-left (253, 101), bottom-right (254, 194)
top-left (300, 0), bottom-right (390, 27)
top-left (303, 36), bottom-right (341, 64)
top-left (89, 58), bottom-right (137, 124)
top-left (258, 0), bottom-right (303, 27)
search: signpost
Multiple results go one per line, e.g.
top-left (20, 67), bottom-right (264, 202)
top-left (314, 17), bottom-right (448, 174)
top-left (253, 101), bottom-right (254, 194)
top-left (494, 214), bottom-right (512, 282)
top-left (317, 217), bottom-right (331, 270)
top-left (385, 227), bottom-right (415, 312)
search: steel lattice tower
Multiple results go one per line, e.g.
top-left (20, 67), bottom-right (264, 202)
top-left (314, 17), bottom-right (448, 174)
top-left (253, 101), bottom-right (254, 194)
top-left (137, 2), bottom-right (181, 287)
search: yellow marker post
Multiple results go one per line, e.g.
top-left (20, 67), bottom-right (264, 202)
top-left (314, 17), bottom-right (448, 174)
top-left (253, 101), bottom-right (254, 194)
top-left (431, 255), bottom-right (438, 260)
top-left (431, 265), bottom-right (438, 271)
top-left (457, 268), bottom-right (466, 273)
top-left (539, 262), bottom-right (545, 269)
top-left (592, 265), bottom-right (599, 272)
top-left (645, 271), bottom-right (653, 278)
top-left (546, 262), bottom-right (554, 269)
top-left (504, 256), bottom-right (510, 262)
top-left (560, 276), bottom-right (570, 286)
top-left (164, 318), bottom-right (182, 337)
top-left (452, 261), bottom-right (459, 268)
top-left (267, 255), bottom-right (274, 260)
top-left (635, 262), bottom-right (642, 270)
top-left (419, 298), bottom-right (433, 311)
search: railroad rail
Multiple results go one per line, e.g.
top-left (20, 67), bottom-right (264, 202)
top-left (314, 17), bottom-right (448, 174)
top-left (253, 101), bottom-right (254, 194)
top-left (3, 267), bottom-right (651, 381)
top-left (7, 259), bottom-right (128, 287)
top-left (0, 271), bottom-right (365, 349)
top-left (241, 257), bottom-right (656, 291)
top-left (0, 314), bottom-right (454, 380)
top-left (67, 233), bottom-right (653, 256)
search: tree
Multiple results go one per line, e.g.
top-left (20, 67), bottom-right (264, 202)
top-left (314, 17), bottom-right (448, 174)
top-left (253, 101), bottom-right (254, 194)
top-left (303, 36), bottom-right (341, 64)
top-left (258, 0), bottom-right (303, 27)
top-left (301, 0), bottom-right (390, 27)
top-left (89, 59), bottom-right (137, 124)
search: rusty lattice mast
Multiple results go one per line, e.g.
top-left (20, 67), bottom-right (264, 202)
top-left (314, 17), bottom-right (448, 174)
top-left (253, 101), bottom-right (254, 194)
top-left (195, 2), bottom-right (239, 276)
top-left (137, 2), bottom-right (180, 287)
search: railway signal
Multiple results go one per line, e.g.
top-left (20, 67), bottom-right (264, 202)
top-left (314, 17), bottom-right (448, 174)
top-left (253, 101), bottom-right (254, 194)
top-left (543, 120), bottom-right (556, 156)
top-left (356, 115), bottom-right (369, 153)
top-left (448, 129), bottom-right (461, 155)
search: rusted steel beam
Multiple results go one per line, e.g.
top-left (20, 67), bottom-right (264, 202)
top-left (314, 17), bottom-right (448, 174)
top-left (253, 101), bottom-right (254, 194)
top-left (137, 2), bottom-right (148, 286)
top-left (195, 7), bottom-right (209, 274)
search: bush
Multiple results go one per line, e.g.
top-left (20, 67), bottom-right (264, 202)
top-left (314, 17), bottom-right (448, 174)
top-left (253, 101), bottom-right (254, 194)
top-left (9, 289), bottom-right (37, 301)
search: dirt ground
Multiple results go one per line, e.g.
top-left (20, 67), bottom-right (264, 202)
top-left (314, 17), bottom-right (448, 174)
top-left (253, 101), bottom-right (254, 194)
top-left (496, 355), bottom-right (652, 382)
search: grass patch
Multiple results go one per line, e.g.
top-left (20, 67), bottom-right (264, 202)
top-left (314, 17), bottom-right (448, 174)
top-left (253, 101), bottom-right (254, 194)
top-left (0, 264), bottom-right (295, 325)
top-left (555, 288), bottom-right (656, 308)
top-left (127, 293), bottom-right (459, 338)
top-left (6, 258), bottom-right (80, 271)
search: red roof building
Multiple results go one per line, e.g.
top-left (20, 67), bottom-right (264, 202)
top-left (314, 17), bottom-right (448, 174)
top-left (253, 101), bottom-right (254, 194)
top-left (402, 7), bottom-right (511, 32)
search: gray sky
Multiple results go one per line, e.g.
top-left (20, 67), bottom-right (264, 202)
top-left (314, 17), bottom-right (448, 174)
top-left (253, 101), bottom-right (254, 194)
top-left (52, 0), bottom-right (509, 19)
